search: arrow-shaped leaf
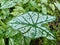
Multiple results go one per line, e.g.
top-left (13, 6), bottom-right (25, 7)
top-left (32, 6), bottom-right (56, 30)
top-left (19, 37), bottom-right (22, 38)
top-left (8, 12), bottom-right (56, 40)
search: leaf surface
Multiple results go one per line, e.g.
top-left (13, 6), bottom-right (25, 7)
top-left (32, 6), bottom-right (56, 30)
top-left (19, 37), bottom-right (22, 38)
top-left (8, 12), bottom-right (56, 40)
top-left (0, 1), bottom-right (16, 9)
top-left (54, 2), bottom-right (60, 11)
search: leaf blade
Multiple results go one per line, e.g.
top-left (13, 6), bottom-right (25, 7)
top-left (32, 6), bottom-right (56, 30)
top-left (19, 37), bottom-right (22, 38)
top-left (8, 12), bottom-right (56, 40)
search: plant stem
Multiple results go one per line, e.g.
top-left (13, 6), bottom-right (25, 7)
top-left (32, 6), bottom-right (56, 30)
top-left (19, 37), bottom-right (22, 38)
top-left (4, 38), bottom-right (9, 45)
top-left (24, 36), bottom-right (26, 45)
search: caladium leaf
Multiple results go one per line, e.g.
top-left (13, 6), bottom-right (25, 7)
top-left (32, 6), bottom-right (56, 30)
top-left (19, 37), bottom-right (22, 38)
top-left (0, 1), bottom-right (16, 9)
top-left (8, 12), bottom-right (56, 40)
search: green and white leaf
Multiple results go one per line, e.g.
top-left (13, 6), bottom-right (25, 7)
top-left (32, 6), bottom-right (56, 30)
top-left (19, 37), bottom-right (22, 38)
top-left (0, 1), bottom-right (16, 9)
top-left (13, 0), bottom-right (22, 3)
top-left (8, 12), bottom-right (56, 40)
top-left (13, 0), bottom-right (29, 4)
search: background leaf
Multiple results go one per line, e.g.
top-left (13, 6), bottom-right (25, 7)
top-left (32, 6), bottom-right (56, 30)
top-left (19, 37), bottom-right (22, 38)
top-left (0, 1), bottom-right (16, 9)
top-left (54, 1), bottom-right (60, 11)
top-left (0, 38), bottom-right (5, 45)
